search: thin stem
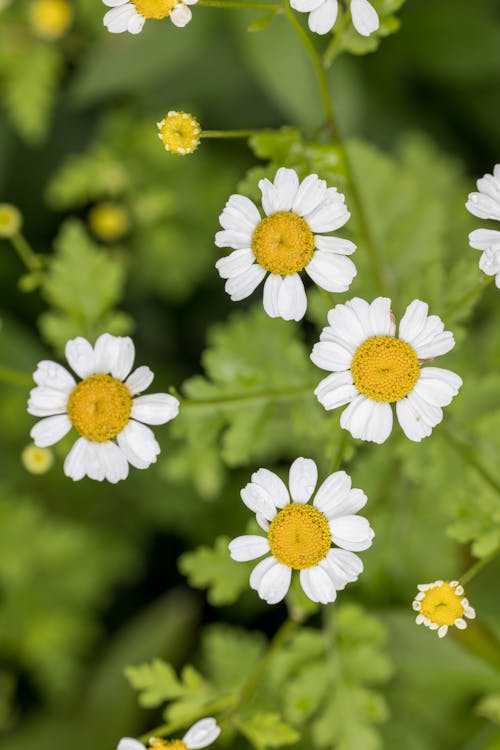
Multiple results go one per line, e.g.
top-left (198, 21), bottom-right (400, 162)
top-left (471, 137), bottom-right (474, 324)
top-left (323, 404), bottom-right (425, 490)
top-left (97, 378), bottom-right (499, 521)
top-left (329, 428), bottom-right (349, 474)
top-left (9, 232), bottom-right (42, 274)
top-left (440, 276), bottom-right (494, 322)
top-left (460, 548), bottom-right (499, 586)
top-left (179, 383), bottom-right (317, 411)
top-left (201, 129), bottom-right (276, 139)
top-left (139, 696), bottom-right (235, 743)
top-left (281, 1), bottom-right (336, 131)
top-left (323, 12), bottom-right (349, 68)
top-left (198, 0), bottom-right (280, 8)
top-left (442, 427), bottom-right (500, 498)
top-left (0, 366), bottom-right (33, 388)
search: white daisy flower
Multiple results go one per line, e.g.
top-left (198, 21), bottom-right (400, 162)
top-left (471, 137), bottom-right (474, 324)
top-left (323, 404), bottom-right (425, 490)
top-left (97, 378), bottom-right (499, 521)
top-left (229, 457), bottom-right (374, 605)
top-left (215, 167), bottom-right (357, 322)
top-left (311, 297), bottom-right (462, 444)
top-left (117, 718), bottom-right (221, 750)
top-left (290, 0), bottom-right (379, 37)
top-left (466, 164), bottom-right (500, 289)
top-left (103, 0), bottom-right (197, 35)
top-left (412, 580), bottom-right (476, 639)
top-left (28, 334), bottom-right (180, 484)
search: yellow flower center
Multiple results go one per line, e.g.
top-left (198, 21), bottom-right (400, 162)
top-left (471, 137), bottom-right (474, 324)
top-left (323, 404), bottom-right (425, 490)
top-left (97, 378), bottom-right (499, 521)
top-left (88, 202), bottom-right (130, 242)
top-left (133, 0), bottom-right (177, 18)
top-left (0, 203), bottom-right (22, 237)
top-left (268, 504), bottom-right (331, 570)
top-left (157, 111), bottom-right (201, 155)
top-left (351, 336), bottom-right (420, 403)
top-left (67, 374), bottom-right (132, 442)
top-left (252, 211), bottom-right (315, 275)
top-left (29, 0), bottom-right (72, 40)
top-left (420, 583), bottom-right (464, 626)
top-left (149, 740), bottom-right (187, 750)
top-left (21, 445), bottom-right (54, 474)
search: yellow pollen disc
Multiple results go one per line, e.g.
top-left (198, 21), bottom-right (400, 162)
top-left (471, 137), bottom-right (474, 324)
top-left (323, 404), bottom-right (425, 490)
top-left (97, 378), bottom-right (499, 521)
top-left (149, 740), bottom-right (187, 750)
top-left (21, 444), bottom-right (54, 474)
top-left (252, 211), bottom-right (315, 275)
top-left (157, 111), bottom-right (201, 155)
top-left (0, 203), bottom-right (22, 237)
top-left (420, 583), bottom-right (464, 626)
top-left (133, 0), bottom-right (177, 18)
top-left (29, 0), bottom-right (72, 40)
top-left (88, 202), bottom-right (130, 242)
top-left (268, 504), bottom-right (331, 570)
top-left (67, 374), bottom-right (132, 442)
top-left (351, 336), bottom-right (420, 403)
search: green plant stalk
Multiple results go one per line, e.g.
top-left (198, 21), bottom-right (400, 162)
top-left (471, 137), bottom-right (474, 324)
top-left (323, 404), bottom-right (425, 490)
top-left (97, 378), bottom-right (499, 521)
top-left (442, 427), bottom-right (500, 498)
top-left (179, 383), bottom-right (317, 410)
top-left (460, 548), bottom-right (499, 586)
top-left (139, 695), bottom-right (236, 743)
top-left (202, 129), bottom-right (276, 139)
top-left (441, 276), bottom-right (494, 321)
top-left (9, 232), bottom-right (42, 274)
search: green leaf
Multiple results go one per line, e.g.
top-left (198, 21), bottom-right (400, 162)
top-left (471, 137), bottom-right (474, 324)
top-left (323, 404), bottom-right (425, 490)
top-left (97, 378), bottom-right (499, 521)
top-left (238, 713), bottom-right (300, 750)
top-left (178, 536), bottom-right (250, 606)
top-left (124, 660), bottom-right (186, 708)
top-left (202, 624), bottom-right (266, 690)
top-left (476, 691), bottom-right (500, 725)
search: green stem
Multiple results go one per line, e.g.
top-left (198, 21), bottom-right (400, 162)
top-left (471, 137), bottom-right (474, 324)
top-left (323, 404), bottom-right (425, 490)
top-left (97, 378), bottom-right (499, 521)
top-left (198, 0), bottom-right (280, 9)
top-left (139, 695), bottom-right (235, 743)
top-left (460, 548), bottom-right (499, 586)
top-left (179, 384), bottom-right (317, 411)
top-left (442, 427), bottom-right (500, 498)
top-left (201, 129), bottom-right (275, 139)
top-left (9, 232), bottom-right (42, 274)
top-left (441, 276), bottom-right (494, 322)
top-left (281, 0), bottom-right (336, 131)
top-left (0, 366), bottom-right (33, 388)
top-left (323, 13), bottom-right (349, 67)
top-left (329, 428), bottom-right (349, 473)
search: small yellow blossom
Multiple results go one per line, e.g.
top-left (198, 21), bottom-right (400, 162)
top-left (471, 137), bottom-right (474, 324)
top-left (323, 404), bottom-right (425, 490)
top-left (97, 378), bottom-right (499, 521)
top-left (29, 0), bottom-right (73, 41)
top-left (157, 111), bottom-right (201, 155)
top-left (0, 204), bottom-right (22, 238)
top-left (412, 579), bottom-right (476, 638)
top-left (88, 202), bottom-right (130, 242)
top-left (22, 444), bottom-right (54, 475)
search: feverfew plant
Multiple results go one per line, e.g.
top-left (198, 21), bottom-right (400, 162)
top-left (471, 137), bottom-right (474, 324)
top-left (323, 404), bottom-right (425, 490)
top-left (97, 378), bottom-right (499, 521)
top-left (0, 0), bottom-right (499, 749)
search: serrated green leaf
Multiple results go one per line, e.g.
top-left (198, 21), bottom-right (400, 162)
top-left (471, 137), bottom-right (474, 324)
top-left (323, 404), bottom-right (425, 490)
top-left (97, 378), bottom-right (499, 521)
top-left (124, 660), bottom-right (184, 708)
top-left (238, 713), bottom-right (300, 750)
top-left (178, 536), bottom-right (250, 606)
top-left (202, 624), bottom-right (266, 689)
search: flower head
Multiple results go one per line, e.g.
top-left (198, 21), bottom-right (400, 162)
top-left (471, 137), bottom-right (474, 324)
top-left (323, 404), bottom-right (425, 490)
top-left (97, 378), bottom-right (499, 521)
top-left (117, 718), bottom-right (221, 750)
top-left (88, 202), bottom-right (130, 242)
top-left (29, 0), bottom-right (72, 40)
top-left (290, 0), bottom-right (379, 37)
top-left (311, 297), bottom-right (462, 444)
top-left (157, 111), bottom-right (201, 155)
top-left (466, 164), bottom-right (500, 289)
top-left (21, 444), bottom-right (54, 474)
top-left (215, 167), bottom-right (357, 321)
top-left (0, 203), bottom-right (22, 238)
top-left (412, 580), bottom-right (476, 638)
top-left (229, 457), bottom-right (374, 605)
top-left (28, 334), bottom-right (180, 483)
top-left (103, 0), bottom-right (197, 34)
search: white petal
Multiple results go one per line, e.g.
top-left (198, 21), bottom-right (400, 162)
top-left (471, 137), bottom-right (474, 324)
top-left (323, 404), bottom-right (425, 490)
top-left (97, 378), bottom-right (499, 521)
top-left (313, 371), bottom-right (358, 410)
top-left (290, 0), bottom-right (323, 12)
top-left (300, 566), bottom-right (336, 603)
top-left (27, 386), bottom-right (69, 417)
top-left (454, 618), bottom-right (467, 630)
top-left (219, 194), bottom-right (261, 233)
top-left (240, 482), bottom-right (277, 521)
top-left (131, 393), bottom-right (179, 425)
top-left (322, 548), bottom-right (363, 590)
top-left (305, 251), bottom-right (357, 293)
top-left (117, 739), bottom-right (146, 750)
top-left (466, 191), bottom-right (500, 221)
top-left (224, 264), bottom-right (266, 301)
top-left (304, 188), bottom-right (349, 233)
top-left (103, 0), bottom-right (128, 5)
top-left (276, 274), bottom-right (308, 321)
top-left (314, 235), bottom-right (357, 255)
top-left (340, 395), bottom-right (393, 444)
top-left (94, 441), bottom-right (129, 484)
top-left (251, 468), bottom-right (290, 508)
top-left (272, 168), bottom-right (300, 211)
top-left (108, 336), bottom-right (135, 380)
top-left (308, 0), bottom-right (338, 34)
top-left (468, 228), bottom-right (500, 251)
top-left (350, 0), bottom-right (379, 35)
top-left (64, 437), bottom-right (91, 481)
top-left (128, 13), bottom-right (145, 32)
top-left (292, 174), bottom-right (328, 216)
top-left (330, 514), bottom-right (374, 551)
top-left (170, 3), bottom-right (192, 26)
top-left (250, 557), bottom-right (291, 604)
top-left (116, 421), bottom-right (160, 469)
top-left (215, 248), bottom-right (255, 279)
top-left (228, 535), bottom-right (270, 562)
top-left (65, 337), bottom-right (95, 379)
top-left (215, 229), bottom-right (253, 251)
top-left (399, 300), bottom-right (454, 359)
top-left (93, 333), bottom-right (120, 374)
top-left (479, 247), bottom-right (500, 276)
top-left (310, 340), bottom-right (354, 372)
top-left (256, 513), bottom-right (270, 532)
top-left (33, 360), bottom-right (75, 391)
top-left (31, 414), bottom-right (72, 447)
top-left (289, 457), bottom-right (318, 503)
top-left (262, 274), bottom-right (282, 319)
top-left (315, 475), bottom-right (367, 518)
top-left (395, 393), bottom-right (441, 442)
top-left (103, 4), bottom-right (138, 33)
top-left (183, 718), bottom-right (221, 750)
top-left (438, 625), bottom-right (448, 638)
top-left (344, 297), bottom-right (394, 340)
top-left (413, 368), bottom-right (462, 407)
top-left (125, 366), bottom-right (154, 395)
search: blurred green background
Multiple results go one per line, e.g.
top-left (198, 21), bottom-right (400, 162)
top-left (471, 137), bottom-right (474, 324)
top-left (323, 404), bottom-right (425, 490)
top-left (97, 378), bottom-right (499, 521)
top-left (0, 0), bottom-right (500, 748)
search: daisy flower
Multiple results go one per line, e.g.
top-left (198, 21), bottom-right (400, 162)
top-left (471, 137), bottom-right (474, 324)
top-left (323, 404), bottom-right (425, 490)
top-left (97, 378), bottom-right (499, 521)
top-left (215, 167), bottom-right (357, 322)
top-left (290, 0), bottom-right (379, 37)
top-left (28, 333), bottom-right (180, 483)
top-left (117, 718), bottom-right (221, 750)
top-left (412, 580), bottom-right (476, 639)
top-left (466, 163), bottom-right (500, 289)
top-left (229, 457), bottom-right (374, 605)
top-left (103, 0), bottom-right (197, 35)
top-left (311, 297), bottom-right (462, 444)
